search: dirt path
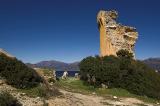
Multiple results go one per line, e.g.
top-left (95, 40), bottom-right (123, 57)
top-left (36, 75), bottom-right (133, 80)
top-left (0, 83), bottom-right (157, 106)
top-left (34, 70), bottom-right (158, 106)
top-left (47, 89), bottom-right (156, 106)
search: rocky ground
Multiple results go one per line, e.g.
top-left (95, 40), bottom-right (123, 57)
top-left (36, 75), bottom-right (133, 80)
top-left (0, 69), bottom-right (159, 106)
top-left (47, 89), bottom-right (158, 106)
top-left (0, 81), bottom-right (159, 106)
top-left (0, 83), bottom-right (44, 106)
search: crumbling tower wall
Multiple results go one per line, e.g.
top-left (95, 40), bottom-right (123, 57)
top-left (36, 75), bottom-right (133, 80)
top-left (97, 10), bottom-right (138, 58)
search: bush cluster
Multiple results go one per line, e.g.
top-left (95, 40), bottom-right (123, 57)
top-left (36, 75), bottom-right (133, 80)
top-left (0, 53), bottom-right (42, 88)
top-left (79, 50), bottom-right (160, 99)
top-left (0, 91), bottom-right (22, 106)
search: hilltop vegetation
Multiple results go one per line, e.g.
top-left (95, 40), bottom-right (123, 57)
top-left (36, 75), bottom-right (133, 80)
top-left (0, 53), bottom-right (42, 88)
top-left (79, 50), bottom-right (160, 99)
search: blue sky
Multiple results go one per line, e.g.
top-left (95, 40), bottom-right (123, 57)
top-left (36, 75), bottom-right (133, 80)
top-left (0, 0), bottom-right (160, 63)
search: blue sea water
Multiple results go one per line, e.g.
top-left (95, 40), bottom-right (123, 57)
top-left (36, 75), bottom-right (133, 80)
top-left (56, 71), bottom-right (79, 77)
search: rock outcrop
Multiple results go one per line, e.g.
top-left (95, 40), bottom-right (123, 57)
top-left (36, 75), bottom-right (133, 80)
top-left (97, 10), bottom-right (138, 58)
top-left (0, 48), bottom-right (15, 58)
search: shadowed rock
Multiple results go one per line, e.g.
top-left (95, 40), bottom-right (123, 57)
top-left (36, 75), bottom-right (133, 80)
top-left (0, 48), bottom-right (15, 58)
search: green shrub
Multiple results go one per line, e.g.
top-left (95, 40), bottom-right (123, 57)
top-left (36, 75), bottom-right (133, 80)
top-left (79, 50), bottom-right (160, 99)
top-left (48, 78), bottom-right (55, 83)
top-left (0, 91), bottom-right (22, 106)
top-left (0, 53), bottom-right (42, 88)
top-left (19, 84), bottom-right (62, 98)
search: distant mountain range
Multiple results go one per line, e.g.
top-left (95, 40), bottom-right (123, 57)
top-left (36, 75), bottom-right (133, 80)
top-left (1, 48), bottom-right (159, 72)
top-left (26, 58), bottom-right (160, 72)
top-left (143, 58), bottom-right (160, 72)
top-left (26, 60), bottom-right (80, 71)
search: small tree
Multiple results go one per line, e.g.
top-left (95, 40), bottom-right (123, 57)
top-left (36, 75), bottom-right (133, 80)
top-left (116, 49), bottom-right (134, 59)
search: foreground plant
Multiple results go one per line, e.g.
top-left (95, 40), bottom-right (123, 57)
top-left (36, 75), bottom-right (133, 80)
top-left (0, 91), bottom-right (22, 106)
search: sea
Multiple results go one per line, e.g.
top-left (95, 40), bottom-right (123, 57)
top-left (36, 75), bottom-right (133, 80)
top-left (56, 71), bottom-right (79, 77)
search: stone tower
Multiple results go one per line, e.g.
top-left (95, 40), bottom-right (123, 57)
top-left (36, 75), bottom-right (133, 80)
top-left (97, 10), bottom-right (138, 58)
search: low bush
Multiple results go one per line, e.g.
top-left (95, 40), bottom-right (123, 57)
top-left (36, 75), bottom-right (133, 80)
top-left (0, 91), bottom-right (22, 106)
top-left (19, 84), bottom-right (62, 98)
top-left (0, 53), bottom-right (42, 88)
top-left (79, 50), bottom-right (160, 99)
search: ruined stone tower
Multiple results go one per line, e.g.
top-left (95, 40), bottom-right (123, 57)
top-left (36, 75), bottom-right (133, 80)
top-left (97, 10), bottom-right (138, 58)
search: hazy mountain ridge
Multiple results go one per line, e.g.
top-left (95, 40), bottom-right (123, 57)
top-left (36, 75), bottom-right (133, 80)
top-left (143, 58), bottom-right (160, 71)
top-left (26, 60), bottom-right (80, 71)
top-left (26, 58), bottom-right (160, 72)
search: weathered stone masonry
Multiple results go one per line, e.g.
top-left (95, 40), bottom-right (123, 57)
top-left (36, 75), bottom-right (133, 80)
top-left (97, 10), bottom-right (138, 58)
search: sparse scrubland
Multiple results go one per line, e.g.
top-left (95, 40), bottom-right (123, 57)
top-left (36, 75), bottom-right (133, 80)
top-left (79, 50), bottom-right (160, 99)
top-left (1, 50), bottom-right (160, 105)
top-left (0, 53), bottom-right (61, 105)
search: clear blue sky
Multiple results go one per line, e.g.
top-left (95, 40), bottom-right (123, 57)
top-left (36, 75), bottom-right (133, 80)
top-left (0, 0), bottom-right (160, 63)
